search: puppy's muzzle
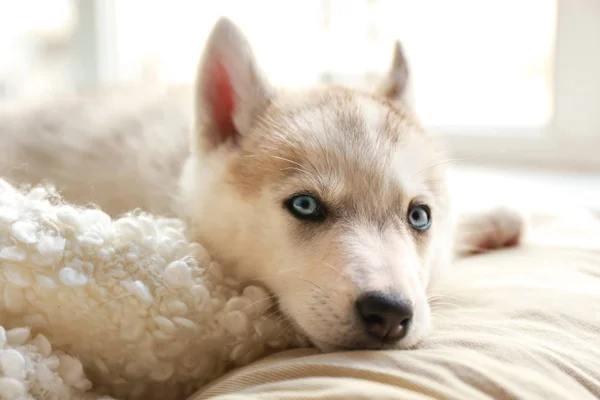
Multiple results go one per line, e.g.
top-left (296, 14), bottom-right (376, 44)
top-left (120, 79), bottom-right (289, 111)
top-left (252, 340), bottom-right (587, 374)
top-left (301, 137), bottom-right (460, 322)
top-left (356, 292), bottom-right (413, 343)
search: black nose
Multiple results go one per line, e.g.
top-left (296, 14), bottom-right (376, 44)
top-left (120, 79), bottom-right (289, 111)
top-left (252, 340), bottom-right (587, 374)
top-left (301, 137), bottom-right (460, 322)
top-left (355, 292), bottom-right (413, 343)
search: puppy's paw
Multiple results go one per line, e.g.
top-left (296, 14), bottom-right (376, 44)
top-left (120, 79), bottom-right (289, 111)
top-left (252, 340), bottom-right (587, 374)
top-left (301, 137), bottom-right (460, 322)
top-left (470, 207), bottom-right (526, 254)
top-left (456, 206), bottom-right (527, 256)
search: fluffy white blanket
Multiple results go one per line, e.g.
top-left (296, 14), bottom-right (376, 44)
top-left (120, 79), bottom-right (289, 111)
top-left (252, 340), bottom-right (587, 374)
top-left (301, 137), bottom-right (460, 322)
top-left (0, 179), bottom-right (305, 400)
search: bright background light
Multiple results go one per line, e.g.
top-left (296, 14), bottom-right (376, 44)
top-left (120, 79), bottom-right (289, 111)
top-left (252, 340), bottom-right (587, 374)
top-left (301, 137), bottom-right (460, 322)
top-left (0, 0), bottom-right (555, 129)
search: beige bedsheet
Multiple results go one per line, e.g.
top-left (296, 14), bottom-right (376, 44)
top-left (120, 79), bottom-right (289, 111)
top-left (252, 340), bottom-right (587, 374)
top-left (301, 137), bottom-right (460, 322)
top-left (191, 212), bottom-right (600, 400)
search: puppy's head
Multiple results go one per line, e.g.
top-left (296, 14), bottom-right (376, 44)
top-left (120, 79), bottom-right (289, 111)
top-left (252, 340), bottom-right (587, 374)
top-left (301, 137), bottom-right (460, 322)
top-left (180, 18), bottom-right (454, 351)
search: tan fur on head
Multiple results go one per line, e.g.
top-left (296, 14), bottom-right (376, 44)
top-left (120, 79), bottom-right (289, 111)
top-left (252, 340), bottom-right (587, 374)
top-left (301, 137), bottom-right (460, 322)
top-left (180, 17), bottom-right (456, 351)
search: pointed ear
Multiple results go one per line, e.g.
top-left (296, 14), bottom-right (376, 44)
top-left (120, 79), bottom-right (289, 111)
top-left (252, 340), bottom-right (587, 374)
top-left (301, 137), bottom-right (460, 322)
top-left (374, 40), bottom-right (410, 103)
top-left (194, 18), bottom-right (272, 152)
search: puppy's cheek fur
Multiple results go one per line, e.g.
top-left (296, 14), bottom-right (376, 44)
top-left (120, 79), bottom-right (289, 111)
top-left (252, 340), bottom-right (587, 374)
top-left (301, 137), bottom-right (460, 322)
top-left (269, 223), bottom-right (436, 349)
top-left (261, 226), bottom-right (359, 342)
top-left (179, 152), bottom-right (265, 281)
top-left (423, 212), bottom-right (456, 291)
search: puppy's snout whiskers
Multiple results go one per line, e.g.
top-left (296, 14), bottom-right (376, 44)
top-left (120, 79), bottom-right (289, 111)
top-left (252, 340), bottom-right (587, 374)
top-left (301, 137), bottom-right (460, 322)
top-left (322, 261), bottom-right (343, 276)
top-left (297, 278), bottom-right (323, 290)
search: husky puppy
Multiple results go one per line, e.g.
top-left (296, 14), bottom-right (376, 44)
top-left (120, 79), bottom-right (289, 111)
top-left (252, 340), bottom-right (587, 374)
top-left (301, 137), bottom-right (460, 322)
top-left (0, 18), bottom-right (524, 351)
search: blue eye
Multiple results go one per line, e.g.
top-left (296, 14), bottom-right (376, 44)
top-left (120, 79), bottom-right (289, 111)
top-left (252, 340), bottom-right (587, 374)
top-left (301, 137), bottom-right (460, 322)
top-left (408, 205), bottom-right (431, 231)
top-left (285, 195), bottom-right (325, 221)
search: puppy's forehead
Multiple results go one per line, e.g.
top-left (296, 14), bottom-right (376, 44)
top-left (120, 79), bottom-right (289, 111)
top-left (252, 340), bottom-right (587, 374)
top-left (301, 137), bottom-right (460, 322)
top-left (232, 88), bottom-right (444, 203)
top-left (279, 88), bottom-right (413, 148)
top-left (273, 91), bottom-right (437, 195)
top-left (288, 94), bottom-right (389, 146)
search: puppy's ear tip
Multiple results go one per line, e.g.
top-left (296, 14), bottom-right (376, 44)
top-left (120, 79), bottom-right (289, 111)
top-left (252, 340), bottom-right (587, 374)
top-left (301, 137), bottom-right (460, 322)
top-left (212, 16), bottom-right (239, 34)
top-left (391, 40), bottom-right (407, 70)
top-left (206, 17), bottom-right (247, 48)
top-left (372, 39), bottom-right (410, 102)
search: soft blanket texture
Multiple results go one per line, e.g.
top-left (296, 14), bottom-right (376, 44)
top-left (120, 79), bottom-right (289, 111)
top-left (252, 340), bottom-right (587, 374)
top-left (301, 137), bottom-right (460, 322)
top-left (192, 211), bottom-right (600, 399)
top-left (0, 179), bottom-right (303, 400)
